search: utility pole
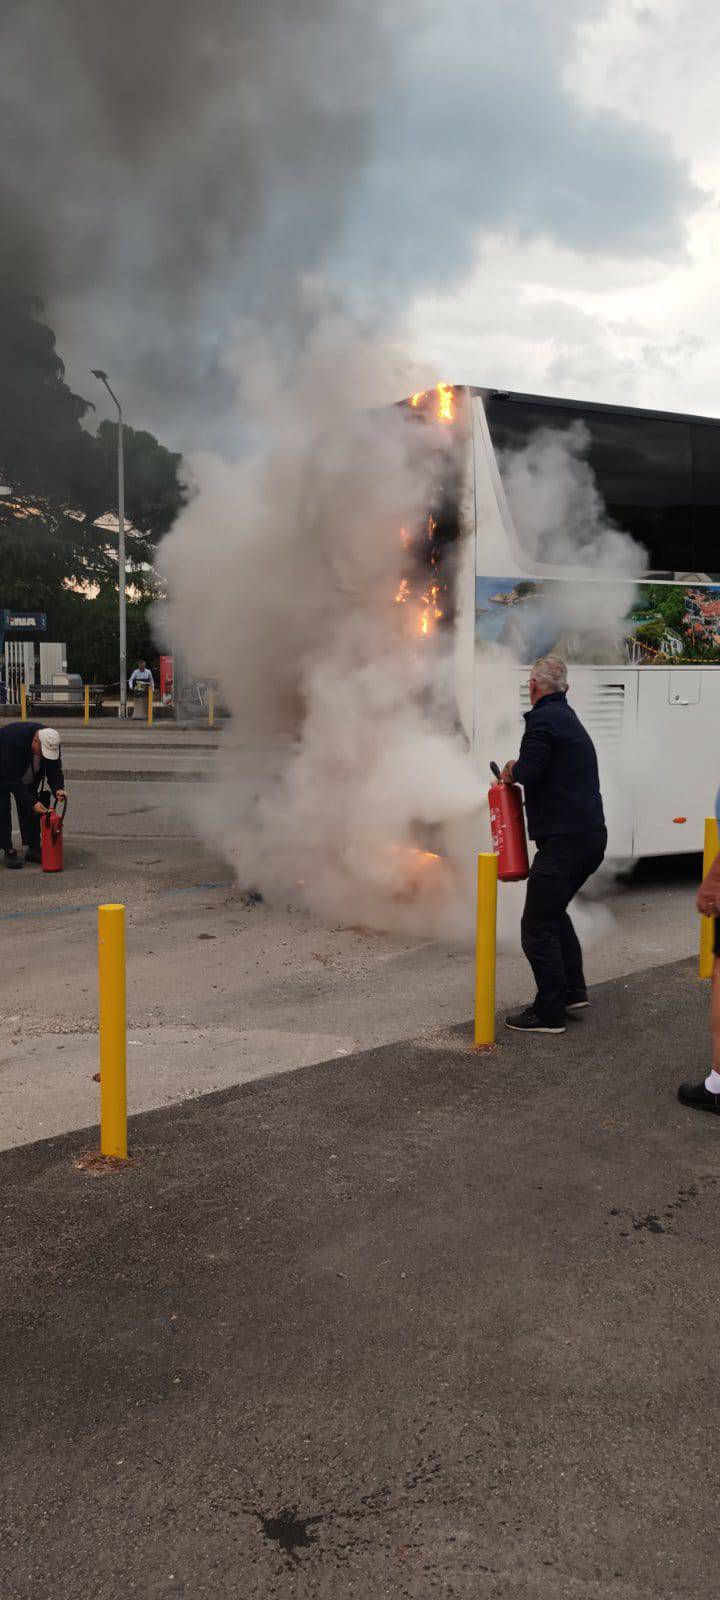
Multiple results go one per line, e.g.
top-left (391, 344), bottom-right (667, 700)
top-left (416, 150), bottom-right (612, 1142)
top-left (92, 369), bottom-right (127, 717)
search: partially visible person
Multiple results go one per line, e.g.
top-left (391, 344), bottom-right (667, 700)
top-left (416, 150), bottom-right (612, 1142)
top-left (0, 722), bottom-right (66, 868)
top-left (678, 791), bottom-right (720, 1115)
top-left (128, 659), bottom-right (154, 719)
top-left (500, 655), bottom-right (607, 1034)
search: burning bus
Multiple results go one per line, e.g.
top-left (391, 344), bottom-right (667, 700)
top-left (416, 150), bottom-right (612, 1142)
top-left (403, 383), bottom-right (720, 860)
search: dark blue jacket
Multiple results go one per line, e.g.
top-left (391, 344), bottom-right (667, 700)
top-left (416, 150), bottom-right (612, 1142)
top-left (0, 721), bottom-right (64, 796)
top-left (512, 692), bottom-right (605, 841)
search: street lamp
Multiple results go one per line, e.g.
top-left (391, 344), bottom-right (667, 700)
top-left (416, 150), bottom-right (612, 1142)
top-left (92, 369), bottom-right (127, 718)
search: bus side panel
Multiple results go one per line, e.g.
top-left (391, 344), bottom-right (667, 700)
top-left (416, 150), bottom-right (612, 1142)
top-left (633, 668), bottom-right (719, 856)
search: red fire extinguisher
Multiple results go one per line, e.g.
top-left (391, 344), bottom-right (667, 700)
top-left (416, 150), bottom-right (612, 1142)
top-left (41, 797), bottom-right (67, 873)
top-left (488, 762), bottom-right (530, 882)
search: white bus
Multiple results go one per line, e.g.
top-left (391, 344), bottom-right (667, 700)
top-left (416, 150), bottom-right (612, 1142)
top-left (404, 385), bottom-right (720, 859)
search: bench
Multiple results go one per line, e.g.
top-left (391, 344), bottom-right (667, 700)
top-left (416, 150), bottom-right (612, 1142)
top-left (26, 684), bottom-right (106, 716)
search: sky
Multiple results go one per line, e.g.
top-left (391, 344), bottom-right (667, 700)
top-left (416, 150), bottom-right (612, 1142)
top-left (1, 0), bottom-right (715, 450)
top-left (402, 0), bottom-right (719, 419)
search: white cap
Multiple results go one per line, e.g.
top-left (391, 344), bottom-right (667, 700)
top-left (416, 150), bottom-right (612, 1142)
top-left (38, 727), bottom-right (61, 761)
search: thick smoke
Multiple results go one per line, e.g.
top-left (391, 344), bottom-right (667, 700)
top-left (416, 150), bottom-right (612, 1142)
top-left (161, 392), bottom-right (651, 944)
top-left (0, 0), bottom-right (406, 442)
top-left (497, 421), bottom-right (646, 662)
top-left (480, 418), bottom-right (649, 935)
top-left (159, 322), bottom-right (482, 938)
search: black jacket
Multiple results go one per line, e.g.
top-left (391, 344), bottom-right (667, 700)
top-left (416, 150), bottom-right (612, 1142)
top-left (0, 721), bottom-right (64, 796)
top-left (512, 692), bottom-right (605, 841)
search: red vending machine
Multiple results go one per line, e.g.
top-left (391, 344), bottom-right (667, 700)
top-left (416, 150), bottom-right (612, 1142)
top-left (159, 655), bottom-right (174, 703)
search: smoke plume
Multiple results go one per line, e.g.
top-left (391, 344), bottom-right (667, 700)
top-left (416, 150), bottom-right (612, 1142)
top-left (159, 321), bottom-right (483, 938)
top-left (0, 0), bottom-right (406, 443)
top-left (497, 420), bottom-right (646, 662)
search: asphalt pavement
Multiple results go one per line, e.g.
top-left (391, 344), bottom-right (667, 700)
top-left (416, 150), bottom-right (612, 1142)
top-left (2, 955), bottom-right (718, 1599)
top-left (0, 722), bottom-right (704, 1151)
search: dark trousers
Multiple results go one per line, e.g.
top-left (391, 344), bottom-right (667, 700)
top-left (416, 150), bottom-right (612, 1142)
top-left (521, 829), bottom-right (607, 1024)
top-left (0, 782), bottom-right (40, 852)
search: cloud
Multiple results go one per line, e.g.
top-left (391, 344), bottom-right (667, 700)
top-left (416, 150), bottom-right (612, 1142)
top-left (404, 227), bottom-right (714, 417)
top-left (336, 0), bottom-right (701, 293)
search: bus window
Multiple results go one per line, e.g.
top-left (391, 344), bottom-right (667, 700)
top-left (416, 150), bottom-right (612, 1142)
top-left (485, 396), bottom-right (693, 575)
top-left (691, 423), bottom-right (720, 578)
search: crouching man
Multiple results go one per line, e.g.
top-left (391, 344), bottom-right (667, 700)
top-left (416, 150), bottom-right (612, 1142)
top-left (500, 656), bottom-right (607, 1035)
top-left (0, 722), bottom-right (66, 869)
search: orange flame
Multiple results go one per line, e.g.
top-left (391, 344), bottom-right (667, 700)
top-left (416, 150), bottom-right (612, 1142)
top-left (385, 843), bottom-right (446, 903)
top-left (395, 577), bottom-right (410, 604)
top-left (436, 382), bottom-right (454, 423)
top-left (409, 391), bottom-right (425, 408)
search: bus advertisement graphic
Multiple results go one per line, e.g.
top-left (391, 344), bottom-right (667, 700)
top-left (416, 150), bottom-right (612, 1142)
top-left (475, 577), bottom-right (720, 667)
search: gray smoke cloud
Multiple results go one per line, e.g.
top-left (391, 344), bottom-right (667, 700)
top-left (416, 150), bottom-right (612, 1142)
top-left (159, 327), bottom-right (483, 938)
top-left (497, 421), bottom-right (646, 660)
top-left (0, 0), bottom-right (700, 450)
top-left (0, 0), bottom-right (406, 441)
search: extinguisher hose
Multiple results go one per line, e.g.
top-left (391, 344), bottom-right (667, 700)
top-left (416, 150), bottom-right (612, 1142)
top-left (490, 761), bottom-right (501, 781)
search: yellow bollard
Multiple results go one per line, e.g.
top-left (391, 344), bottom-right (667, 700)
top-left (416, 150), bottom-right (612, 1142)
top-left (98, 904), bottom-right (128, 1159)
top-left (208, 687), bottom-right (215, 728)
top-left (474, 852), bottom-right (498, 1046)
top-left (20, 682), bottom-right (27, 721)
top-left (84, 683), bottom-right (90, 725)
top-left (699, 816), bottom-right (719, 979)
top-left (147, 684), bottom-right (153, 727)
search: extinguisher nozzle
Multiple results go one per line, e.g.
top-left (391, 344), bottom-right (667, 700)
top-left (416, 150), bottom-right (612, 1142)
top-left (490, 761), bottom-right (501, 781)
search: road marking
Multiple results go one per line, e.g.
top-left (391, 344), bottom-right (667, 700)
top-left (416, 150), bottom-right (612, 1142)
top-left (0, 879), bottom-right (235, 923)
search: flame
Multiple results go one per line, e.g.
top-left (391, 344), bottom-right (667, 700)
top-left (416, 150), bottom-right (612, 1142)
top-left (435, 382), bottom-right (454, 423)
top-left (383, 843), bottom-right (446, 903)
top-left (395, 522), bottom-right (446, 638)
top-left (406, 846), bottom-right (441, 867)
top-left (409, 391), bottom-right (425, 408)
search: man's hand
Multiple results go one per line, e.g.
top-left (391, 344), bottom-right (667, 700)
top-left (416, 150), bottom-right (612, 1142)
top-left (697, 855), bottom-right (720, 916)
top-left (698, 882), bottom-right (720, 916)
top-left (500, 761), bottom-right (516, 784)
top-left (32, 801), bottom-right (48, 816)
top-left (55, 790), bottom-right (67, 802)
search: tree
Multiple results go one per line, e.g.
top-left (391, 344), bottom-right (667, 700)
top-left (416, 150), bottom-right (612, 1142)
top-left (0, 297), bottom-right (186, 681)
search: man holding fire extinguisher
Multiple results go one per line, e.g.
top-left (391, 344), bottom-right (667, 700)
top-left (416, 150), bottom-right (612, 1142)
top-left (0, 722), bottom-right (66, 869)
top-left (500, 656), bottom-right (607, 1035)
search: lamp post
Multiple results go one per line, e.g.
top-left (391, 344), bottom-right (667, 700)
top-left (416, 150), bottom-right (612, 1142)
top-left (92, 369), bottom-right (127, 718)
